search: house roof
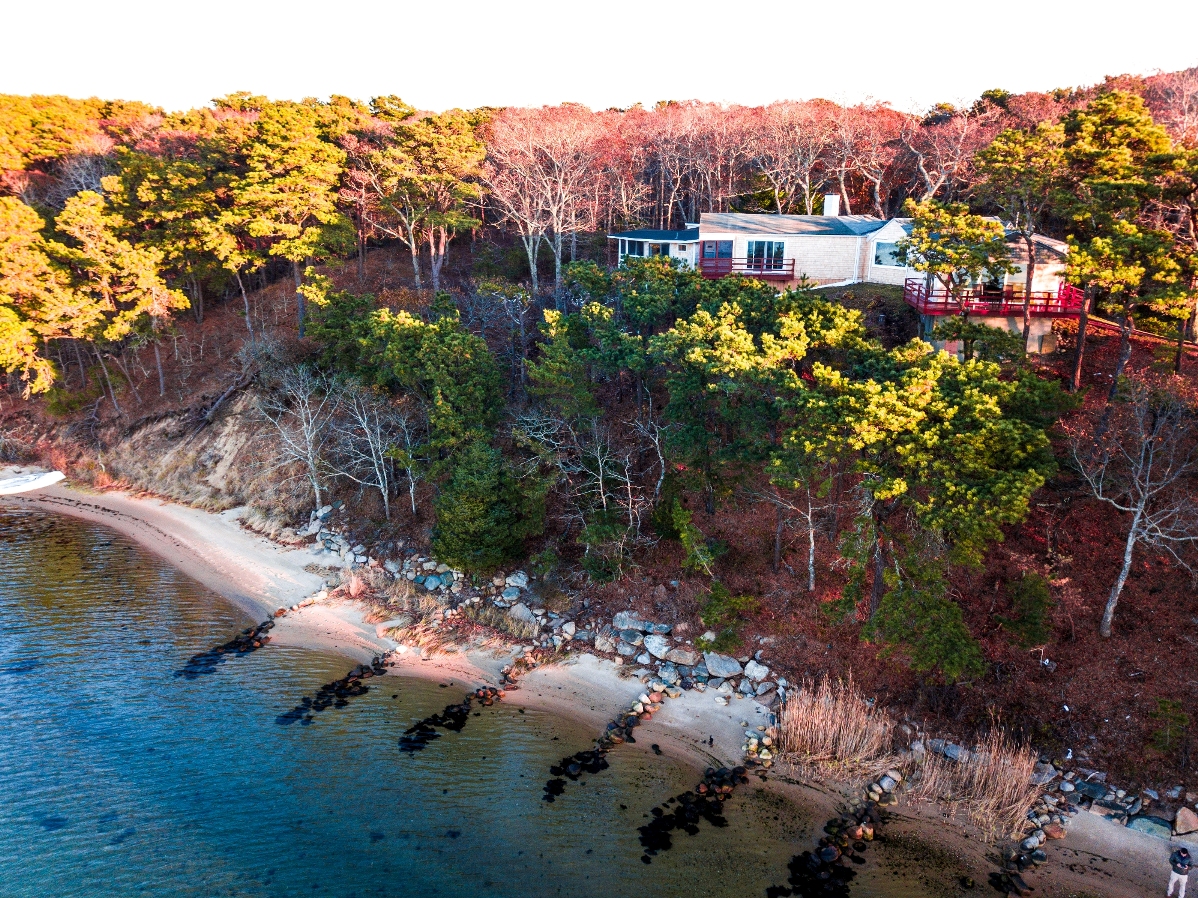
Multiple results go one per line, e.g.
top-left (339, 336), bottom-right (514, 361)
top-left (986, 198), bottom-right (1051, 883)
top-left (699, 212), bottom-right (889, 237)
top-left (608, 227), bottom-right (699, 241)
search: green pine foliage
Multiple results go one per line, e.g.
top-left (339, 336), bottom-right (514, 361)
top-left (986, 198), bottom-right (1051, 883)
top-left (1148, 699), bottom-right (1190, 754)
top-left (995, 571), bottom-right (1056, 649)
top-left (696, 581), bottom-right (760, 653)
top-left (672, 500), bottom-right (719, 575)
top-left (431, 441), bottom-right (547, 574)
top-left (872, 551), bottom-right (986, 684)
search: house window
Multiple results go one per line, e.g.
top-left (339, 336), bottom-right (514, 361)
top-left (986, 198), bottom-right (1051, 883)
top-left (747, 240), bottom-right (785, 270)
top-left (873, 242), bottom-right (902, 267)
top-left (649, 243), bottom-right (667, 257)
top-left (677, 244), bottom-right (688, 252)
top-left (702, 240), bottom-right (732, 259)
top-left (624, 240), bottom-right (645, 257)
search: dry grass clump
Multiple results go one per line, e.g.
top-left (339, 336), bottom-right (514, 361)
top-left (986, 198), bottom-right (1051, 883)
top-left (461, 603), bottom-right (540, 640)
top-left (776, 675), bottom-right (897, 779)
top-left (910, 727), bottom-right (1038, 837)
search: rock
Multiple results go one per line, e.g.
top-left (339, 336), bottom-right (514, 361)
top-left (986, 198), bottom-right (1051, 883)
top-left (635, 652), bottom-right (652, 665)
top-left (885, 768), bottom-right (903, 784)
top-left (1042, 823), bottom-right (1066, 839)
top-left (1128, 816), bottom-right (1172, 839)
top-left (612, 611), bottom-right (646, 631)
top-left (1074, 781), bottom-right (1107, 800)
top-left (562, 622), bottom-right (576, 638)
top-left (1059, 781), bottom-right (1075, 793)
top-left (422, 575), bottom-right (442, 590)
top-left (594, 635), bottom-right (616, 653)
top-left (644, 622), bottom-right (672, 635)
top-left (700, 630), bottom-right (717, 643)
top-left (942, 743), bottom-right (967, 762)
top-left (508, 603), bottom-right (536, 625)
top-left (1088, 799), bottom-right (1127, 823)
top-left (1031, 761), bottom-right (1058, 786)
top-left (879, 774), bottom-right (898, 792)
top-left (738, 678), bottom-right (755, 695)
top-left (617, 642), bottom-right (638, 657)
top-left (1174, 807), bottom-right (1198, 836)
top-left (703, 652), bottom-right (743, 678)
top-left (619, 629), bottom-right (645, 646)
top-left (743, 659), bottom-right (770, 681)
top-left (435, 563), bottom-right (451, 574)
top-left (506, 571), bottom-right (529, 589)
top-left (1144, 788), bottom-right (1160, 801)
top-left (383, 560), bottom-right (400, 574)
top-left (664, 647), bottom-right (698, 666)
top-left (755, 681), bottom-right (774, 696)
top-left (643, 634), bottom-right (671, 659)
top-left (1021, 837), bottom-right (1039, 851)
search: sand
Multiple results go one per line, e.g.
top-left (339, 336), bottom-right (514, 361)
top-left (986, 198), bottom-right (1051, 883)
top-left (3, 466), bottom-right (1190, 897)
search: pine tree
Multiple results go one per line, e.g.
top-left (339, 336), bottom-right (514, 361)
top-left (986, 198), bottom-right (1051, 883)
top-left (432, 440), bottom-right (546, 573)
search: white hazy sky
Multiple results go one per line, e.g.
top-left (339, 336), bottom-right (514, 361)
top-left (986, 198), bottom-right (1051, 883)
top-left (3, 0), bottom-right (1195, 114)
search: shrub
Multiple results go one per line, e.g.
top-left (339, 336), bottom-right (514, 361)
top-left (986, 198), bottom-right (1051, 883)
top-left (695, 581), bottom-right (758, 652)
top-left (996, 571), bottom-right (1055, 649)
top-left (1148, 698), bottom-right (1190, 754)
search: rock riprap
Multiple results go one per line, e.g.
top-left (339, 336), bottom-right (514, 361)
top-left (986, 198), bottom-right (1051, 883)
top-left (398, 686), bottom-right (503, 754)
top-left (275, 656), bottom-right (387, 725)
top-left (637, 765), bottom-right (752, 863)
top-left (175, 619), bottom-right (274, 679)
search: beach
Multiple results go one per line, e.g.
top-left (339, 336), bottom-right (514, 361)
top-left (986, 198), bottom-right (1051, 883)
top-left (2, 465), bottom-right (1192, 898)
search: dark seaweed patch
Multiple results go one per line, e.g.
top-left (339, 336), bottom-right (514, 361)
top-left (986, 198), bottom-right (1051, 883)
top-left (636, 765), bottom-right (748, 863)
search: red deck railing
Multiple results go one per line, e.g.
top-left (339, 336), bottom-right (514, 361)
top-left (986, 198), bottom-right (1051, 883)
top-left (699, 257), bottom-right (797, 279)
top-left (903, 279), bottom-right (1086, 318)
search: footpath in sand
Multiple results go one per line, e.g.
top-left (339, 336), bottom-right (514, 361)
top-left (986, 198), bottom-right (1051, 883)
top-left (3, 467), bottom-right (1193, 897)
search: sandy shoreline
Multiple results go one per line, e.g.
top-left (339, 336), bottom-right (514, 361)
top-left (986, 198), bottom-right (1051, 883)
top-left (3, 468), bottom-right (1191, 897)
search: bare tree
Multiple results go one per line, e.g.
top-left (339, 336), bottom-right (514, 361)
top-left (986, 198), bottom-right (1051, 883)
top-left (480, 106), bottom-right (601, 299)
top-left (750, 101), bottom-right (835, 214)
top-left (1068, 376), bottom-right (1198, 637)
top-left (330, 381), bottom-right (401, 520)
top-left (257, 366), bottom-right (341, 511)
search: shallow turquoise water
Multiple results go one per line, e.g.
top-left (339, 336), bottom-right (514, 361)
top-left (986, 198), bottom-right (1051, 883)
top-left (0, 508), bottom-right (821, 898)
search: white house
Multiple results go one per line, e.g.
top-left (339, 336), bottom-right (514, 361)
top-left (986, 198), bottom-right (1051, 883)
top-left (608, 196), bottom-right (1084, 350)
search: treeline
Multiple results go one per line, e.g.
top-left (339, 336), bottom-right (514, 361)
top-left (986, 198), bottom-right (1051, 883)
top-left (3, 72), bottom-right (1198, 682)
top-left (2, 70), bottom-right (1198, 398)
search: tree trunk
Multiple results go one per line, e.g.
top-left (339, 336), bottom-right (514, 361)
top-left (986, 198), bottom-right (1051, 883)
top-left (294, 261), bottom-right (306, 338)
top-left (522, 235), bottom-right (540, 298)
top-left (190, 275), bottom-right (204, 325)
top-left (94, 347), bottom-right (122, 417)
top-left (428, 227), bottom-right (449, 292)
top-left (773, 503), bottom-right (784, 572)
top-left (869, 530), bottom-right (886, 619)
top-left (1070, 286), bottom-right (1092, 393)
top-left (1107, 311), bottom-right (1134, 403)
top-left (1023, 233), bottom-right (1036, 350)
top-left (357, 229), bottom-right (366, 282)
top-left (235, 272), bottom-right (254, 342)
top-left (1176, 311), bottom-right (1188, 375)
top-left (552, 231), bottom-right (564, 308)
top-left (1101, 510), bottom-right (1141, 638)
top-left (410, 238), bottom-right (423, 289)
top-left (806, 489), bottom-right (816, 592)
top-left (109, 352), bottom-right (142, 404)
top-left (72, 340), bottom-right (87, 387)
top-left (153, 341), bottom-right (166, 397)
top-left (408, 472), bottom-right (417, 515)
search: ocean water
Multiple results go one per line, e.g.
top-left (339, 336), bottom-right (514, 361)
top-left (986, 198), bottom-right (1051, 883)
top-left (0, 507), bottom-right (971, 898)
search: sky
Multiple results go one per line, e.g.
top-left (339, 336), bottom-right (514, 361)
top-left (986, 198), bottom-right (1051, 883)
top-left (3, 0), bottom-right (1195, 114)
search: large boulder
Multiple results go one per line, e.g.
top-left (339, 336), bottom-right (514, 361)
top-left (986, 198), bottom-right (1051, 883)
top-left (743, 659), bottom-right (770, 681)
top-left (613, 611), bottom-right (647, 631)
top-left (1127, 816), bottom-right (1172, 839)
top-left (1174, 807), bottom-right (1198, 836)
top-left (506, 571), bottom-right (529, 589)
top-left (642, 634), bottom-right (671, 659)
top-left (665, 647), bottom-right (699, 666)
top-left (704, 652), bottom-right (742, 678)
top-left (508, 603), bottom-right (536, 626)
